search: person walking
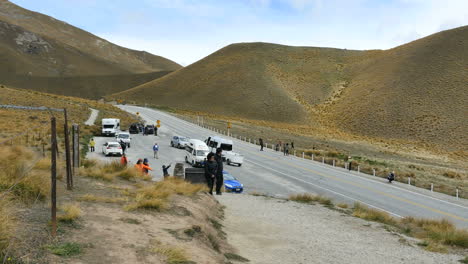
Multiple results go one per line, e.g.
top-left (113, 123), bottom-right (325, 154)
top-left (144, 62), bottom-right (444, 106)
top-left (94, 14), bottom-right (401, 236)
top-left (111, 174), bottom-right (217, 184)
top-left (119, 139), bottom-right (127, 154)
top-left (154, 126), bottom-right (158, 136)
top-left (214, 148), bottom-right (224, 195)
top-left (120, 153), bottom-right (128, 166)
top-left (259, 138), bottom-right (264, 151)
top-left (142, 158), bottom-right (153, 175)
top-left (286, 143), bottom-right (290, 156)
top-left (153, 143), bottom-right (159, 159)
top-left (162, 163), bottom-right (172, 178)
top-left (89, 138), bottom-right (95, 152)
top-left (347, 156), bottom-right (353, 171)
top-left (204, 153), bottom-right (218, 195)
top-left (291, 141), bottom-right (295, 149)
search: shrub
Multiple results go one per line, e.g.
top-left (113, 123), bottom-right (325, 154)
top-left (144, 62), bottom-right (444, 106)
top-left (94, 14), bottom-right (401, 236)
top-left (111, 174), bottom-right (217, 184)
top-left (151, 240), bottom-right (192, 264)
top-left (0, 199), bottom-right (15, 253)
top-left (289, 193), bottom-right (333, 206)
top-left (47, 242), bottom-right (82, 257)
top-left (352, 203), bottom-right (397, 226)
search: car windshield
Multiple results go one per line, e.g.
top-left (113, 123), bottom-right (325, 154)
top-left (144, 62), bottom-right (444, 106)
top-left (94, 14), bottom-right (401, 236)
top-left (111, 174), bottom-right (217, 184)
top-left (108, 144), bottom-right (120, 148)
top-left (103, 125), bottom-right (114, 128)
top-left (118, 134), bottom-right (129, 139)
top-left (223, 173), bottom-right (235, 181)
top-left (179, 137), bottom-right (187, 141)
top-left (220, 143), bottom-right (232, 151)
top-left (196, 150), bottom-right (208, 156)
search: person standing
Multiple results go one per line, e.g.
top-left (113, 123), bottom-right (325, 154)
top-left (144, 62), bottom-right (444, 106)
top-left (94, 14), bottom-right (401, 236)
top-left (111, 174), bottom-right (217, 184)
top-left (388, 171), bottom-right (395, 183)
top-left (204, 153), bottom-right (218, 195)
top-left (259, 138), bottom-right (264, 151)
top-left (154, 126), bottom-right (158, 136)
top-left (134, 159), bottom-right (143, 172)
top-left (348, 156), bottom-right (353, 171)
top-left (291, 141), bottom-right (295, 149)
top-left (89, 138), bottom-right (95, 152)
top-left (214, 148), bottom-right (224, 195)
top-left (162, 163), bottom-right (172, 178)
top-left (153, 143), bottom-right (159, 159)
top-left (119, 139), bottom-right (127, 154)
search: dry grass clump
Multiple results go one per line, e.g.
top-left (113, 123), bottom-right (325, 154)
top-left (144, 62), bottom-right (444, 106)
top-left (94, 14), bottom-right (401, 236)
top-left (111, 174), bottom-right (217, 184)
top-left (78, 194), bottom-right (127, 204)
top-left (125, 178), bottom-right (206, 211)
top-left (151, 240), bottom-right (192, 264)
top-left (337, 203), bottom-right (348, 209)
top-left (352, 203), bottom-right (398, 226)
top-left (0, 146), bottom-right (50, 202)
top-left (0, 199), bottom-right (16, 253)
top-left (289, 193), bottom-right (333, 206)
top-left (79, 160), bottom-right (150, 182)
top-left (57, 203), bottom-right (81, 223)
top-left (400, 217), bottom-right (468, 248)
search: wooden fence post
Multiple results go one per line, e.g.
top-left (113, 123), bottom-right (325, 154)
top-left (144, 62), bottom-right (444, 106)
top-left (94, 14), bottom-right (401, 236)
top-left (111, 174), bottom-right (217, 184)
top-left (63, 109), bottom-right (72, 190)
top-left (50, 117), bottom-right (57, 238)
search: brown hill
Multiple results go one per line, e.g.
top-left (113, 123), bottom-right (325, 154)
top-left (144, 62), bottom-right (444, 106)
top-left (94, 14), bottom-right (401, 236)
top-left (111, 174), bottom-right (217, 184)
top-left (112, 26), bottom-right (468, 151)
top-left (0, 0), bottom-right (181, 98)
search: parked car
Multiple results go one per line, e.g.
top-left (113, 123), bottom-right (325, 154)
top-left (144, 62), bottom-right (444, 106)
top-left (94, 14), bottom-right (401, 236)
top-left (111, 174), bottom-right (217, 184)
top-left (171, 136), bottom-right (189, 148)
top-left (102, 141), bottom-right (123, 156)
top-left (115, 131), bottom-right (131, 147)
top-left (129, 123), bottom-right (140, 134)
top-left (145, 125), bottom-right (155, 135)
top-left (223, 171), bottom-right (243, 193)
top-left (206, 136), bottom-right (244, 166)
top-left (185, 139), bottom-right (210, 167)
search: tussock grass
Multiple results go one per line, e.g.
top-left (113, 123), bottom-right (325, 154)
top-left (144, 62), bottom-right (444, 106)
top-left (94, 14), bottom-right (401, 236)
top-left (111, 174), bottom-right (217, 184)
top-left (79, 160), bottom-right (150, 182)
top-left (78, 194), bottom-right (127, 204)
top-left (288, 193), bottom-right (333, 206)
top-left (125, 178), bottom-right (206, 211)
top-left (117, 167), bottom-right (151, 181)
top-left (79, 166), bottom-right (116, 181)
top-left (57, 204), bottom-right (81, 223)
top-left (0, 146), bottom-right (50, 202)
top-left (337, 203), bottom-right (348, 209)
top-left (352, 203), bottom-right (397, 225)
top-left (0, 199), bottom-right (15, 253)
top-left (353, 203), bottom-right (468, 250)
top-left (224, 253), bottom-right (250, 262)
top-left (47, 242), bottom-right (82, 257)
top-left (151, 240), bottom-right (192, 264)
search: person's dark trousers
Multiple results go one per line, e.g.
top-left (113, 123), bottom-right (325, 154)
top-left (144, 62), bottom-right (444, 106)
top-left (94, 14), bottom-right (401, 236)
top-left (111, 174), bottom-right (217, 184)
top-left (90, 147), bottom-right (94, 152)
top-left (215, 174), bottom-right (223, 194)
top-left (260, 145), bottom-right (263, 151)
top-left (205, 175), bottom-right (214, 194)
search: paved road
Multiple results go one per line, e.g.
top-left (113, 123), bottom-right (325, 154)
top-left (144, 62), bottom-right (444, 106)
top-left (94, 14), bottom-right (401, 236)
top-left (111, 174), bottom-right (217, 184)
top-left (115, 105), bottom-right (468, 228)
top-left (84, 108), bottom-right (99, 126)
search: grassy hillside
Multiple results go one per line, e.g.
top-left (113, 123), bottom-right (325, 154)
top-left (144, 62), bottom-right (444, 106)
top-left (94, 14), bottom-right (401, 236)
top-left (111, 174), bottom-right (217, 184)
top-left (0, 0), bottom-right (181, 98)
top-left (112, 26), bottom-right (468, 152)
top-left (0, 0), bottom-right (181, 73)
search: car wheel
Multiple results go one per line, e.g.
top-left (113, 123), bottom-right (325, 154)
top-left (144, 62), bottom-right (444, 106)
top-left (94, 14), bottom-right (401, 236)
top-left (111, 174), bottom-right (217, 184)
top-left (185, 156), bottom-right (188, 163)
top-left (177, 144), bottom-right (180, 148)
top-left (128, 143), bottom-right (131, 148)
top-left (238, 164), bottom-right (242, 167)
top-left (227, 159), bottom-right (231, 165)
top-left (171, 142), bottom-right (174, 147)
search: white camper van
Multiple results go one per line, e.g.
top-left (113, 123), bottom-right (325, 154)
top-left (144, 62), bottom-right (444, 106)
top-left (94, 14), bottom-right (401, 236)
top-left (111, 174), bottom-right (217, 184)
top-left (185, 139), bottom-right (210, 167)
top-left (102, 118), bottom-right (120, 136)
top-left (206, 136), bottom-right (244, 166)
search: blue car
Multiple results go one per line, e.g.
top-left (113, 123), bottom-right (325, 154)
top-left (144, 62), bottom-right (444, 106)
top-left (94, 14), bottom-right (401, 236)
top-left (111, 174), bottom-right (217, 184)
top-left (223, 171), bottom-right (243, 193)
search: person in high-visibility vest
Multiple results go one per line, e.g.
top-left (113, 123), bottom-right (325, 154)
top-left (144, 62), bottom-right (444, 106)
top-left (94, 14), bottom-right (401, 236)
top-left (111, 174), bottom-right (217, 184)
top-left (89, 138), bottom-right (95, 152)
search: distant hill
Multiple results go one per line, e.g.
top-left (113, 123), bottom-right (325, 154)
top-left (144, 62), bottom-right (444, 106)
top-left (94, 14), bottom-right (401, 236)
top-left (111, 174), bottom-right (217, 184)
top-left (112, 26), bottom-right (468, 151)
top-left (0, 0), bottom-right (181, 98)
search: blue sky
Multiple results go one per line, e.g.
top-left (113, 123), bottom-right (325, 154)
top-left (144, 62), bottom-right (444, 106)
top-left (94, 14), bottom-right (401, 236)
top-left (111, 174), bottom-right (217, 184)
top-left (10, 0), bottom-right (468, 65)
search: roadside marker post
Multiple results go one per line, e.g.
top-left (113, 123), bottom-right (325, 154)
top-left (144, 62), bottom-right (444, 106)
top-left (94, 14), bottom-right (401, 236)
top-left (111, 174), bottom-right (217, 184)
top-left (294, 150), bottom-right (296, 156)
top-left (431, 183), bottom-right (433, 192)
top-left (373, 169), bottom-right (376, 176)
top-left (408, 177), bottom-right (411, 185)
top-left (456, 189), bottom-right (459, 200)
top-left (322, 157), bottom-right (325, 163)
top-left (333, 160), bottom-right (335, 167)
top-left (357, 166), bottom-right (360, 173)
top-left (302, 152), bottom-right (304, 159)
top-left (311, 154), bottom-right (314, 161)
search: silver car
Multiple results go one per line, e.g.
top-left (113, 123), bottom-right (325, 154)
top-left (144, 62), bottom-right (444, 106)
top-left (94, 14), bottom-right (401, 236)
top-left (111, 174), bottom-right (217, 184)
top-left (171, 136), bottom-right (189, 149)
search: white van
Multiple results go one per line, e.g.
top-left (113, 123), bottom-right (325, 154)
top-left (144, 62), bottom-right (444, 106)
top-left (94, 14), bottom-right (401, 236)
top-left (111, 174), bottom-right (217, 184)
top-left (102, 118), bottom-right (120, 136)
top-left (185, 139), bottom-right (210, 167)
top-left (206, 136), bottom-right (244, 166)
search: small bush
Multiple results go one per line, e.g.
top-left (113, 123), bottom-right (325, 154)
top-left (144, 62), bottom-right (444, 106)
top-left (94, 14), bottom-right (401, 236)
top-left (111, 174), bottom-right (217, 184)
top-left (58, 204), bottom-right (81, 223)
top-left (151, 240), bottom-right (193, 264)
top-left (337, 203), bottom-right (348, 209)
top-left (79, 167), bottom-right (115, 181)
top-left (289, 193), bottom-right (333, 206)
top-left (47, 242), bottom-right (82, 257)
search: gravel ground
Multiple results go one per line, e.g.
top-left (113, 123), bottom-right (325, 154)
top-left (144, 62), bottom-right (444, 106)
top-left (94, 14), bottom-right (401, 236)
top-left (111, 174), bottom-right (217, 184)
top-left (217, 194), bottom-right (465, 264)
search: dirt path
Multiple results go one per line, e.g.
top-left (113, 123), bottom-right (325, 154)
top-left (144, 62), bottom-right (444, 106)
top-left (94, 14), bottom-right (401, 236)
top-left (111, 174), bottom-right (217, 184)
top-left (217, 194), bottom-right (465, 264)
top-left (84, 108), bottom-right (99, 126)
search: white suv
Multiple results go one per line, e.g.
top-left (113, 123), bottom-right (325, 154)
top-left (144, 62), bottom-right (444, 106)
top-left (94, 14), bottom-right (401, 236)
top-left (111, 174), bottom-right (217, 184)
top-left (102, 141), bottom-right (123, 156)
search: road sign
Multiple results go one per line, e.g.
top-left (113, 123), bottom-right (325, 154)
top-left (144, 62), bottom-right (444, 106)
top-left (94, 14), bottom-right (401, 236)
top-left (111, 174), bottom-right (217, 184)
top-left (227, 121), bottom-right (232, 129)
top-left (157, 120), bottom-right (161, 128)
top-left (136, 112), bottom-right (140, 116)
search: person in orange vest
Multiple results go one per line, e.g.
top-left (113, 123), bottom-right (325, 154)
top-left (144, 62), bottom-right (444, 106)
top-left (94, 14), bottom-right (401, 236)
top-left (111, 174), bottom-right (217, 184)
top-left (120, 153), bottom-right (128, 166)
top-left (134, 159), bottom-right (144, 172)
top-left (142, 158), bottom-right (153, 175)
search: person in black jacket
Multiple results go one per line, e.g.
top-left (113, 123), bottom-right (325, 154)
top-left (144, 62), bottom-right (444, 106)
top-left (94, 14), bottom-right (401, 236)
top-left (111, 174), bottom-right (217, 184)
top-left (259, 138), bottom-right (264, 151)
top-left (214, 148), bottom-right (224, 195)
top-left (204, 153), bottom-right (217, 195)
